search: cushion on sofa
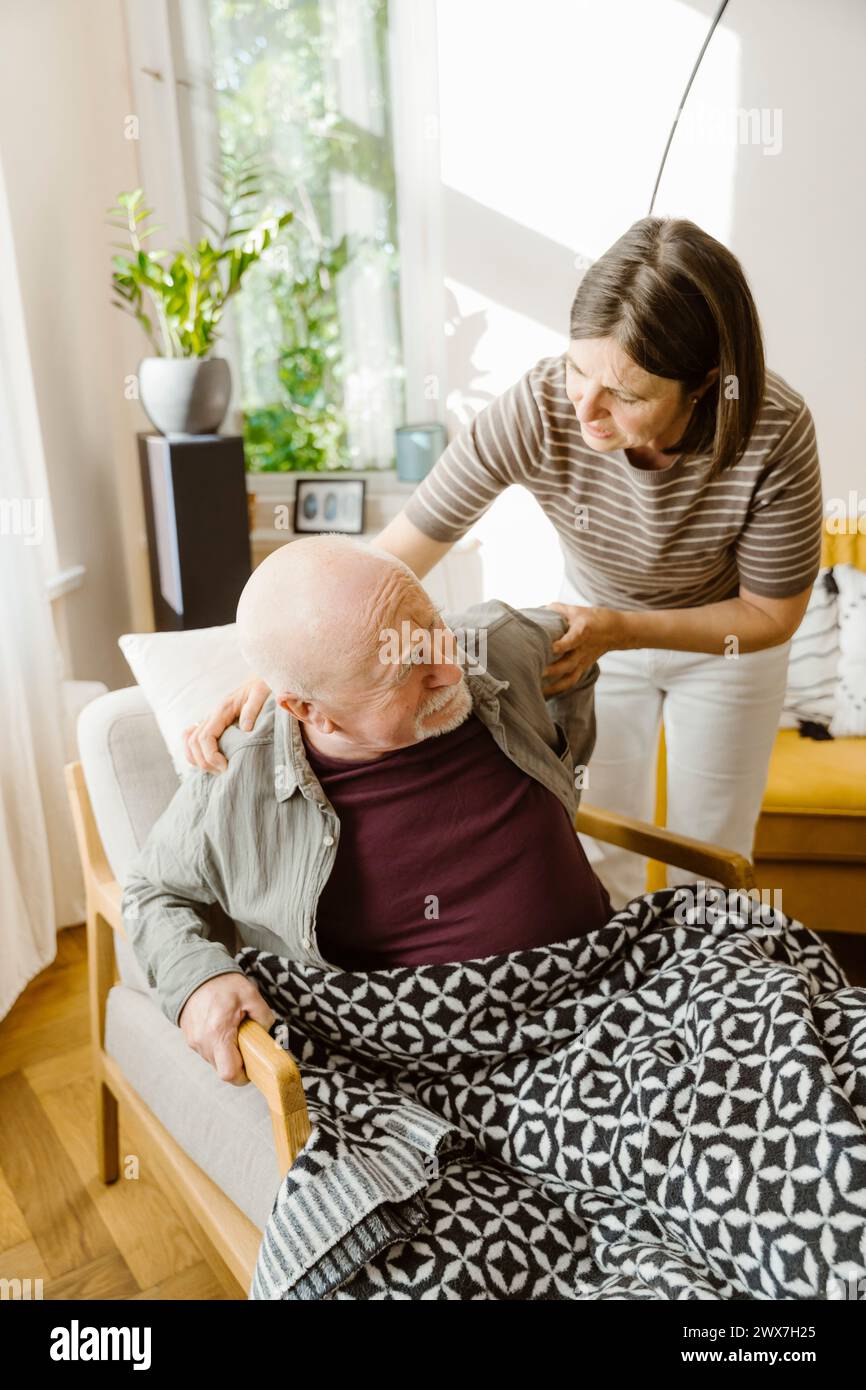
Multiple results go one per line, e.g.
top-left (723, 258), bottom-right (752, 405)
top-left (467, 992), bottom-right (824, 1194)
top-left (762, 729), bottom-right (866, 816)
top-left (757, 728), bottom-right (866, 864)
top-left (118, 624), bottom-right (252, 777)
top-left (830, 563), bottom-right (866, 738)
top-left (779, 568), bottom-right (839, 731)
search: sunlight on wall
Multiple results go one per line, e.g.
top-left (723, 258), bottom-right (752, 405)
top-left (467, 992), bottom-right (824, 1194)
top-left (653, 5), bottom-right (741, 242)
top-left (436, 0), bottom-right (719, 256)
top-left (443, 279), bottom-right (567, 606)
top-left (433, 0), bottom-right (741, 607)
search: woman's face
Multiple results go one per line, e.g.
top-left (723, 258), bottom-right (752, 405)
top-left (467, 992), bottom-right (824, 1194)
top-left (565, 337), bottom-right (696, 455)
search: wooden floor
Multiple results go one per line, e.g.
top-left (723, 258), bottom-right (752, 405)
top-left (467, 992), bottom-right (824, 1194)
top-left (0, 926), bottom-right (242, 1300)
top-left (2, 921), bottom-right (864, 1303)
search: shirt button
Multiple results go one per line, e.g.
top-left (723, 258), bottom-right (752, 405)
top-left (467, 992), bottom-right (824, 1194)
top-left (323, 833), bottom-right (335, 846)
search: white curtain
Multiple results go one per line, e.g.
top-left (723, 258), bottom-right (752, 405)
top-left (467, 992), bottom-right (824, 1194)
top-left (0, 147), bottom-right (83, 1019)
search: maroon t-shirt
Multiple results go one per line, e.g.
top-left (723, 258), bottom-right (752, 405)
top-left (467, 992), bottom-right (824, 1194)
top-left (301, 713), bottom-right (612, 970)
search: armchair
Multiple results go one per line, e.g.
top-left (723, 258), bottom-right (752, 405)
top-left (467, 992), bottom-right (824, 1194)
top-left (66, 686), bottom-right (757, 1296)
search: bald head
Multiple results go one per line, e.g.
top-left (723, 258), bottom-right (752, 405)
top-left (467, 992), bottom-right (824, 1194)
top-left (236, 535), bottom-right (429, 702)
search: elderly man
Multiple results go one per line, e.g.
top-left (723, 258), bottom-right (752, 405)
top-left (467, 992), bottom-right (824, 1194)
top-left (122, 536), bottom-right (612, 1086)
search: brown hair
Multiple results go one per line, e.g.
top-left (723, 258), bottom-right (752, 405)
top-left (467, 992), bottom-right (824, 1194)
top-left (569, 216), bottom-right (765, 476)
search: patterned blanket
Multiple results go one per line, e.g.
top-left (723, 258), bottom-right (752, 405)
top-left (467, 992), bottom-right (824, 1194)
top-left (236, 886), bottom-right (866, 1301)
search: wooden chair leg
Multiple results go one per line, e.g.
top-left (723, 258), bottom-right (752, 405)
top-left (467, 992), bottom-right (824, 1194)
top-left (96, 1076), bottom-right (120, 1184)
top-left (86, 900), bottom-right (121, 1185)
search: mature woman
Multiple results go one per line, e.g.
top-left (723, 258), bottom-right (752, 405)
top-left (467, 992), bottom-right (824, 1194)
top-left (186, 216), bottom-right (823, 906)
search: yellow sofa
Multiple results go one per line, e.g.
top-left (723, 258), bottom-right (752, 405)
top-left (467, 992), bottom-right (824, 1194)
top-left (752, 524), bottom-right (866, 934)
top-left (650, 522), bottom-right (866, 934)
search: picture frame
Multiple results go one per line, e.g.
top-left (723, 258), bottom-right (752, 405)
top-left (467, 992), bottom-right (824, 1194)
top-left (292, 477), bottom-right (366, 535)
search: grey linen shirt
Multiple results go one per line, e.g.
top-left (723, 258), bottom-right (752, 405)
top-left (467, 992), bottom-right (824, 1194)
top-left (121, 600), bottom-right (599, 1026)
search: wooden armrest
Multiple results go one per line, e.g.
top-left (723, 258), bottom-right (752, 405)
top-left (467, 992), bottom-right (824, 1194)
top-left (65, 760), bottom-right (312, 1178)
top-left (238, 1021), bottom-right (312, 1176)
top-left (575, 802), bottom-right (756, 891)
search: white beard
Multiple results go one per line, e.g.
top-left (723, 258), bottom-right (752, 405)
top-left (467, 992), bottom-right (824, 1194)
top-left (414, 678), bottom-right (473, 741)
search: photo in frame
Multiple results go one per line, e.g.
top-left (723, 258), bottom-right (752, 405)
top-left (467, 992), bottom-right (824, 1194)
top-left (292, 477), bottom-right (366, 535)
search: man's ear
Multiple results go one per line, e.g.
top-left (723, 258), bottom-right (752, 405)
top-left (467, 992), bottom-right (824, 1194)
top-left (277, 692), bottom-right (310, 721)
top-left (277, 692), bottom-right (337, 735)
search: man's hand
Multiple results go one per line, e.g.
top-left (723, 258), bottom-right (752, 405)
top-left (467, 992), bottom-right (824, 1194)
top-left (178, 972), bottom-right (277, 1085)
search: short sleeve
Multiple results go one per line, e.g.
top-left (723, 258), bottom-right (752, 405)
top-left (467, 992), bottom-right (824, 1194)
top-left (736, 402), bottom-right (824, 597)
top-left (403, 363), bottom-right (546, 543)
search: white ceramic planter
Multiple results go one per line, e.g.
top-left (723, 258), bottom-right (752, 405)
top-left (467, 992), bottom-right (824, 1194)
top-left (138, 356), bottom-right (232, 436)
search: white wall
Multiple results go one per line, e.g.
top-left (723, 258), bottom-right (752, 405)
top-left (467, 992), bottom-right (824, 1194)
top-left (430, 0), bottom-right (865, 606)
top-left (0, 0), bottom-right (153, 690)
top-left (1, 0), bottom-right (861, 688)
top-left (657, 0), bottom-right (866, 505)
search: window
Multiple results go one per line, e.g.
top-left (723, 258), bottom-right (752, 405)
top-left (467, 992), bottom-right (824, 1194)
top-left (207, 0), bottom-right (404, 471)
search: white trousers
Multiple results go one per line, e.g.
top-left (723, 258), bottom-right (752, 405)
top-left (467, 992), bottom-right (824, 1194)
top-left (562, 586), bottom-right (792, 909)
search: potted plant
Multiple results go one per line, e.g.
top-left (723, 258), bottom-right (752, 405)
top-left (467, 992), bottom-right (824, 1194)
top-left (108, 158), bottom-right (292, 436)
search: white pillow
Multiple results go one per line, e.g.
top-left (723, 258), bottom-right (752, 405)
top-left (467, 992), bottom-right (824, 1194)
top-left (829, 564), bottom-right (866, 737)
top-left (118, 624), bottom-right (253, 777)
top-left (779, 568), bottom-right (839, 731)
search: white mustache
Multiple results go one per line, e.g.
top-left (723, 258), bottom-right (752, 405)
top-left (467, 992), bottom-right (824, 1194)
top-left (414, 679), bottom-right (472, 740)
top-left (417, 684), bottom-right (462, 718)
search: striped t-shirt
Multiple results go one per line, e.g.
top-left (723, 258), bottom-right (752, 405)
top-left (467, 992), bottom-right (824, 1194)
top-left (404, 354), bottom-right (824, 610)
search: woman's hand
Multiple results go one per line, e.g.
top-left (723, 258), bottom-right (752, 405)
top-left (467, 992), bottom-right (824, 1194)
top-left (541, 603), bottom-right (620, 694)
top-left (183, 677), bottom-right (271, 773)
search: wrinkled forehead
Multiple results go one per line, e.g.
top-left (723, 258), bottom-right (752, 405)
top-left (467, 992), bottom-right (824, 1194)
top-left (369, 583), bottom-right (445, 673)
top-left (379, 577), bottom-right (441, 633)
top-left (333, 575), bottom-right (441, 687)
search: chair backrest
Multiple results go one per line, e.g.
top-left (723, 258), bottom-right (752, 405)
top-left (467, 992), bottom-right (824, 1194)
top-left (76, 685), bottom-right (180, 990)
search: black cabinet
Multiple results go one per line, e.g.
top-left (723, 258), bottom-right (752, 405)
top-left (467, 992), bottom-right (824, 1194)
top-left (138, 433), bottom-right (252, 631)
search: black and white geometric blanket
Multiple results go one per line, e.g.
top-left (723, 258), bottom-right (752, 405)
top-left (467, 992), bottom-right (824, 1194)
top-left (236, 886), bottom-right (866, 1301)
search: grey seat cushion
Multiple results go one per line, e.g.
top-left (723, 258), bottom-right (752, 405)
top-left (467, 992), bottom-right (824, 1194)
top-left (105, 984), bottom-right (282, 1231)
